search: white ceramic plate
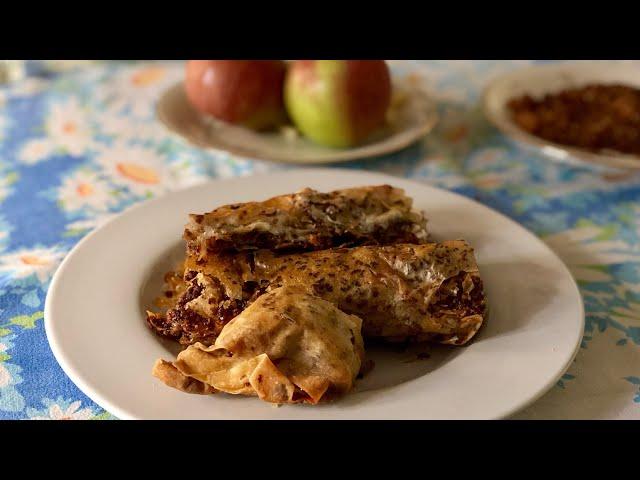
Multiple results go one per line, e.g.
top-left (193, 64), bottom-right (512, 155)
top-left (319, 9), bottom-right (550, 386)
top-left (483, 61), bottom-right (640, 172)
top-left (45, 169), bottom-right (584, 420)
top-left (156, 79), bottom-right (438, 164)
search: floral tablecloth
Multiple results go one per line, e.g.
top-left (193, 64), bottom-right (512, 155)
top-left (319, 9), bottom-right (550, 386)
top-left (0, 60), bottom-right (639, 420)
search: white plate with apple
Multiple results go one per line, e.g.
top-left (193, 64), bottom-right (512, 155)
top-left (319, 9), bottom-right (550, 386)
top-left (156, 60), bottom-right (439, 164)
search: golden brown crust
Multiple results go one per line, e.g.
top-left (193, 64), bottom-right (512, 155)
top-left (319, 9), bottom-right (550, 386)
top-left (149, 241), bottom-right (486, 346)
top-left (154, 287), bottom-right (364, 404)
top-left (184, 185), bottom-right (428, 258)
top-left (151, 359), bottom-right (217, 395)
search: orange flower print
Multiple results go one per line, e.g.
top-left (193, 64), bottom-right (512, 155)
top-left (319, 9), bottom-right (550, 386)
top-left (95, 144), bottom-right (170, 197)
top-left (0, 247), bottom-right (65, 283)
top-left (131, 66), bottom-right (165, 87)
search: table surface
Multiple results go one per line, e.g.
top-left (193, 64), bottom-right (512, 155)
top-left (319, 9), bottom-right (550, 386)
top-left (0, 60), bottom-right (638, 420)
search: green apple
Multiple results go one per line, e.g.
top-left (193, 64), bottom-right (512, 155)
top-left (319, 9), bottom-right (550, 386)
top-left (284, 60), bottom-right (392, 148)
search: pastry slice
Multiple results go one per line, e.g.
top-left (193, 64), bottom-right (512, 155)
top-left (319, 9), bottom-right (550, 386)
top-left (153, 286), bottom-right (365, 404)
top-left (149, 240), bottom-right (487, 346)
top-left (184, 185), bottom-right (428, 258)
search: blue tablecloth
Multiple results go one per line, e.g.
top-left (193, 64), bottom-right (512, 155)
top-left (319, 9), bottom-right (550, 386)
top-left (1, 60), bottom-right (639, 419)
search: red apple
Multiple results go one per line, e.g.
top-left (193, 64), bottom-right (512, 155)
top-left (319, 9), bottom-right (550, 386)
top-left (185, 60), bottom-right (288, 131)
top-left (284, 60), bottom-right (392, 147)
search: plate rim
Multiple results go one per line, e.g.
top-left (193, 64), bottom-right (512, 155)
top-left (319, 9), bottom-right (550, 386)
top-left (156, 82), bottom-right (439, 165)
top-left (482, 61), bottom-right (640, 172)
top-left (44, 168), bottom-right (584, 420)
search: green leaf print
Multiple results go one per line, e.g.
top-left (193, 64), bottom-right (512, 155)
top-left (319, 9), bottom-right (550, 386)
top-left (63, 228), bottom-right (88, 238)
top-left (574, 219), bottom-right (618, 241)
top-left (91, 411), bottom-right (117, 420)
top-left (9, 311), bottom-right (44, 329)
top-left (584, 265), bottom-right (610, 274)
top-left (594, 225), bottom-right (618, 242)
top-left (4, 172), bottom-right (19, 186)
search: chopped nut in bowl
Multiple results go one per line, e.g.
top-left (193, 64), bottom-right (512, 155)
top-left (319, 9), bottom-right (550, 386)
top-left (483, 61), bottom-right (640, 172)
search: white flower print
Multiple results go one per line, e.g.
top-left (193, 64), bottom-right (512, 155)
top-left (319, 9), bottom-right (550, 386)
top-left (0, 113), bottom-right (7, 140)
top-left (95, 63), bottom-right (181, 117)
top-left (514, 327), bottom-right (640, 420)
top-left (470, 166), bottom-right (528, 190)
top-left (18, 138), bottom-right (57, 165)
top-left (95, 143), bottom-right (203, 197)
top-left (544, 225), bottom-right (640, 283)
top-left (66, 213), bottom-right (117, 234)
top-left (0, 216), bottom-right (9, 245)
top-left (95, 144), bottom-right (173, 197)
top-left (95, 109), bottom-right (169, 143)
top-left (41, 60), bottom-right (97, 72)
top-left (0, 246), bottom-right (66, 283)
top-left (0, 172), bottom-right (18, 203)
top-left (614, 281), bottom-right (640, 297)
top-left (0, 363), bottom-right (10, 388)
top-left (45, 98), bottom-right (94, 156)
top-left (0, 339), bottom-right (19, 412)
top-left (57, 170), bottom-right (116, 213)
top-left (214, 154), bottom-right (274, 179)
top-left (18, 98), bottom-right (94, 164)
top-left (610, 301), bottom-right (640, 327)
top-left (411, 155), bottom-right (467, 190)
top-left (7, 77), bottom-right (48, 97)
top-left (29, 400), bottom-right (94, 420)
